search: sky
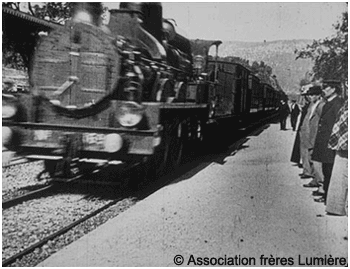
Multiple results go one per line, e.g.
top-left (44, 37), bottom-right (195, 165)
top-left (103, 2), bottom-right (347, 42)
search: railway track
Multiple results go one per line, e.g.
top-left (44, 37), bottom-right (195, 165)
top-left (2, 155), bottom-right (173, 266)
top-left (2, 184), bottom-right (55, 210)
top-left (2, 149), bottom-right (36, 168)
top-left (2, 157), bottom-right (36, 168)
top-left (2, 162), bottom-right (140, 267)
top-left (2, 114), bottom-right (279, 266)
top-left (2, 197), bottom-right (124, 267)
top-left (2, 161), bottom-right (137, 210)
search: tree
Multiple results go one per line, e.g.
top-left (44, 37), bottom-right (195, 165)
top-left (295, 11), bottom-right (348, 83)
top-left (3, 3), bottom-right (108, 70)
top-left (220, 56), bottom-right (249, 68)
top-left (250, 61), bottom-right (275, 84)
top-left (30, 2), bottom-right (75, 23)
top-left (3, 2), bottom-right (76, 70)
top-left (251, 61), bottom-right (260, 74)
top-left (2, 2), bottom-right (74, 23)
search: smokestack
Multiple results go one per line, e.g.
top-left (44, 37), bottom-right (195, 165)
top-left (72, 3), bottom-right (104, 26)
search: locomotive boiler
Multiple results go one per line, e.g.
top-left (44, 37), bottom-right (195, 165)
top-left (2, 2), bottom-right (284, 187)
top-left (2, 3), bottom-right (212, 184)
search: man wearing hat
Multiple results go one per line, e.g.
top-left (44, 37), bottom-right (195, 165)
top-left (299, 86), bottom-right (325, 180)
top-left (290, 100), bottom-right (300, 131)
top-left (326, 100), bottom-right (348, 215)
top-left (290, 88), bottom-right (311, 165)
top-left (278, 100), bottom-right (290, 130)
top-left (308, 80), bottom-right (343, 203)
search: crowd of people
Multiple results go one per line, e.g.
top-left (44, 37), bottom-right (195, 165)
top-left (289, 80), bottom-right (347, 216)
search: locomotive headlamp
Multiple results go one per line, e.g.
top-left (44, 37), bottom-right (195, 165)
top-left (117, 101), bottom-right (144, 127)
top-left (104, 133), bottom-right (123, 153)
top-left (2, 104), bottom-right (17, 119)
top-left (2, 127), bottom-right (13, 146)
top-left (2, 95), bottom-right (18, 119)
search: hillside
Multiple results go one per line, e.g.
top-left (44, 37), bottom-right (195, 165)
top-left (218, 39), bottom-right (314, 95)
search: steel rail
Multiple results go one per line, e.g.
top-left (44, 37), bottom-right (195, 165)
top-left (2, 198), bottom-right (123, 267)
top-left (2, 157), bottom-right (37, 168)
top-left (2, 185), bottom-right (55, 210)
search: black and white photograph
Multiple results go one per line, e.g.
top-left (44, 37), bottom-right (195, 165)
top-left (2, 2), bottom-right (348, 266)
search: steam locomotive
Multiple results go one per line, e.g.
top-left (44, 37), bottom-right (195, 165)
top-left (2, 3), bottom-right (285, 185)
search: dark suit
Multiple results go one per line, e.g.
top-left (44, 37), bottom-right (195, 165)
top-left (290, 103), bottom-right (300, 131)
top-left (312, 96), bottom-right (343, 163)
top-left (279, 102), bottom-right (290, 130)
top-left (311, 95), bottom-right (343, 199)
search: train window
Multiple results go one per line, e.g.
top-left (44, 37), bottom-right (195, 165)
top-left (208, 46), bottom-right (216, 59)
top-left (248, 77), bottom-right (252, 89)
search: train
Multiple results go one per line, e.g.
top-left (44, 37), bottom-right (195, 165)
top-left (2, 3), bottom-right (286, 186)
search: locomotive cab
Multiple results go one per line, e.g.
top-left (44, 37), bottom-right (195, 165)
top-left (189, 39), bottom-right (222, 113)
top-left (2, 3), bottom-right (210, 182)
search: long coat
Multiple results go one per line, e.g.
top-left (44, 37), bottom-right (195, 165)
top-left (311, 96), bottom-right (343, 163)
top-left (290, 104), bottom-right (300, 119)
top-left (290, 103), bottom-right (310, 163)
top-left (299, 100), bottom-right (325, 149)
top-left (279, 102), bottom-right (290, 119)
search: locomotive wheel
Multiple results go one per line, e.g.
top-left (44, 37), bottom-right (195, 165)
top-left (144, 135), bottom-right (170, 181)
top-left (167, 122), bottom-right (184, 170)
top-left (44, 159), bottom-right (76, 178)
top-left (124, 160), bottom-right (147, 191)
top-left (44, 160), bottom-right (58, 177)
top-left (44, 158), bottom-right (94, 179)
top-left (195, 120), bottom-right (205, 152)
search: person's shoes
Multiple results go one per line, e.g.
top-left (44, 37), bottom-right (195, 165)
top-left (314, 196), bottom-right (325, 203)
top-left (312, 190), bottom-right (325, 196)
top-left (303, 182), bottom-right (319, 188)
top-left (300, 174), bottom-right (313, 179)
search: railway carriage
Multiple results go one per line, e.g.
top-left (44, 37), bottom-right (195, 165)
top-left (2, 2), bottom-right (284, 186)
top-left (261, 83), bottom-right (273, 111)
top-left (249, 73), bottom-right (262, 113)
top-left (208, 60), bottom-right (251, 116)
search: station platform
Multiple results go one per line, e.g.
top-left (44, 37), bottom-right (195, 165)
top-left (38, 121), bottom-right (348, 267)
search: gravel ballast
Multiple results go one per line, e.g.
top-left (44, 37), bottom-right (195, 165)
top-left (3, 193), bottom-right (136, 267)
top-left (2, 158), bottom-right (141, 267)
top-left (2, 161), bottom-right (49, 202)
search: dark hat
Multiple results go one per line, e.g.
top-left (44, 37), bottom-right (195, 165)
top-left (305, 85), bottom-right (322, 95)
top-left (322, 79), bottom-right (341, 86)
top-left (322, 79), bottom-right (342, 94)
top-left (300, 84), bottom-right (312, 95)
